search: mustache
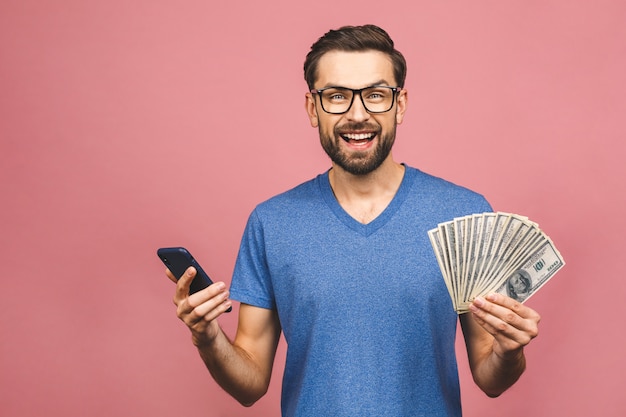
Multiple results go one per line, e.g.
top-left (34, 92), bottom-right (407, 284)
top-left (334, 122), bottom-right (381, 134)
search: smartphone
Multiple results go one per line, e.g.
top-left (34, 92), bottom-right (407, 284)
top-left (157, 247), bottom-right (231, 312)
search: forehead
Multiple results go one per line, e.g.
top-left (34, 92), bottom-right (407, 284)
top-left (314, 50), bottom-right (395, 89)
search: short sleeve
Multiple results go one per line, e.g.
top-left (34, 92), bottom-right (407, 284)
top-left (229, 210), bottom-right (276, 310)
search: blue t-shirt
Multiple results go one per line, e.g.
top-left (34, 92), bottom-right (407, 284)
top-left (230, 166), bottom-right (492, 417)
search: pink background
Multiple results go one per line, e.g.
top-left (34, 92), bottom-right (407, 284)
top-left (1, 1), bottom-right (625, 416)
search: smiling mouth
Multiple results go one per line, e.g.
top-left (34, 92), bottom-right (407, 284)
top-left (339, 132), bottom-right (377, 144)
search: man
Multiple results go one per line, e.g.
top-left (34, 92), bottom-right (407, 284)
top-left (168, 25), bottom-right (540, 416)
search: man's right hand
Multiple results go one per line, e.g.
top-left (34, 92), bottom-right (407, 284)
top-left (167, 266), bottom-right (233, 346)
top-left (165, 267), bottom-right (281, 406)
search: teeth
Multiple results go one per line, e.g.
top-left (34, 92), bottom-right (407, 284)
top-left (343, 133), bottom-right (374, 140)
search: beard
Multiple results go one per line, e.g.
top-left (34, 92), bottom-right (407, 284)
top-left (319, 122), bottom-right (397, 176)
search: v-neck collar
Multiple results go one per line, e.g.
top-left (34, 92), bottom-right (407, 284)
top-left (318, 165), bottom-right (416, 237)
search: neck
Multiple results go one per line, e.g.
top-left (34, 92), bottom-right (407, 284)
top-left (328, 155), bottom-right (405, 224)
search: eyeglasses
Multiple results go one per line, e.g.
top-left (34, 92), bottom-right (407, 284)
top-left (310, 85), bottom-right (401, 114)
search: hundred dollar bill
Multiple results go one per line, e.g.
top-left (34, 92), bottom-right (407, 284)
top-left (462, 214), bottom-right (482, 304)
top-left (495, 237), bottom-right (565, 303)
top-left (429, 212), bottom-right (565, 314)
top-left (480, 214), bottom-right (530, 283)
top-left (474, 213), bottom-right (512, 293)
top-left (487, 231), bottom-right (547, 294)
top-left (472, 220), bottom-right (543, 300)
top-left (428, 227), bottom-right (454, 302)
top-left (442, 222), bottom-right (460, 305)
top-left (455, 216), bottom-right (470, 305)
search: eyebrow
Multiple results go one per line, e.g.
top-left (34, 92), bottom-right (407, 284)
top-left (318, 79), bottom-right (392, 89)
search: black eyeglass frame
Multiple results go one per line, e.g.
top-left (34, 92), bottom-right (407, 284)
top-left (310, 85), bottom-right (402, 115)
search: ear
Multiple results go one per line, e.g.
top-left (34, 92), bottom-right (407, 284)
top-left (395, 89), bottom-right (408, 125)
top-left (305, 92), bottom-right (319, 128)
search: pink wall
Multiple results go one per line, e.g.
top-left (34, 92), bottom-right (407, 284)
top-left (1, 1), bottom-right (625, 416)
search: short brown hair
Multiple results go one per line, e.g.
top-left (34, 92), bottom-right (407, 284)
top-left (303, 24), bottom-right (407, 89)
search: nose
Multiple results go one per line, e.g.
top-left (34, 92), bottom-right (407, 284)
top-left (345, 92), bottom-right (370, 122)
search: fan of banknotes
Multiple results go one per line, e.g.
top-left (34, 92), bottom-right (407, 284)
top-left (428, 212), bottom-right (565, 314)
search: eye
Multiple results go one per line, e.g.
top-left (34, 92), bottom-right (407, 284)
top-left (323, 89), bottom-right (349, 102)
top-left (364, 89), bottom-right (388, 102)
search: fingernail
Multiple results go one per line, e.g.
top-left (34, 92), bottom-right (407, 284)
top-left (486, 293), bottom-right (498, 302)
top-left (473, 296), bottom-right (485, 307)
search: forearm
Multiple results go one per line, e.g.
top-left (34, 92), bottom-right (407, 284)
top-left (195, 328), bottom-right (271, 406)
